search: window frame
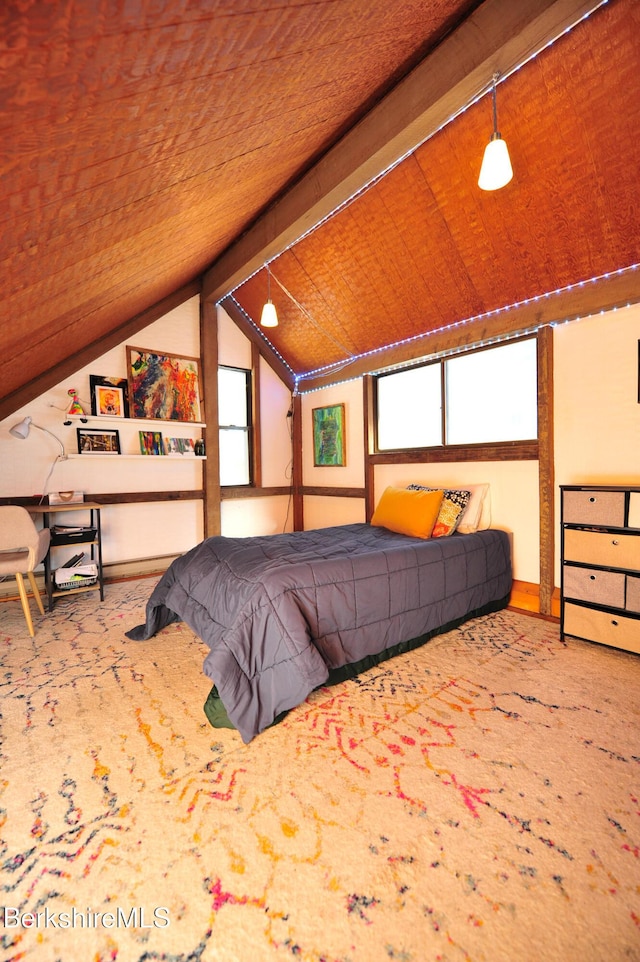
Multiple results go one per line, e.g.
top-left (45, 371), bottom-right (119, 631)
top-left (373, 334), bottom-right (539, 459)
top-left (218, 364), bottom-right (254, 487)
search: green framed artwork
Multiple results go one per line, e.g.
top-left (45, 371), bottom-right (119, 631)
top-left (312, 403), bottom-right (346, 466)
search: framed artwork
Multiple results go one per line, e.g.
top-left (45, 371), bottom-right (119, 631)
top-left (165, 437), bottom-right (196, 455)
top-left (139, 431), bottom-right (165, 455)
top-left (90, 375), bottom-right (130, 418)
top-left (127, 346), bottom-right (201, 422)
top-left (77, 428), bottom-right (121, 455)
top-left (312, 403), bottom-right (346, 466)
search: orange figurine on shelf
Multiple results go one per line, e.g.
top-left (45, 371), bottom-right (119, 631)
top-left (64, 388), bottom-right (88, 424)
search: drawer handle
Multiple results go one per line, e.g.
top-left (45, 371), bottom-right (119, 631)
top-left (589, 496), bottom-right (597, 502)
top-left (611, 539), bottom-right (619, 546)
top-left (589, 574), bottom-right (596, 580)
top-left (611, 619), bottom-right (618, 627)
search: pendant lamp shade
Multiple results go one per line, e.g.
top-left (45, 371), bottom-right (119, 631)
top-left (260, 300), bottom-right (279, 327)
top-left (478, 132), bottom-right (513, 191)
top-left (260, 264), bottom-right (278, 327)
top-left (478, 75), bottom-right (513, 191)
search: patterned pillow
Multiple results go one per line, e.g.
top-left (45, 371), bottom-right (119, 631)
top-left (407, 485), bottom-right (471, 537)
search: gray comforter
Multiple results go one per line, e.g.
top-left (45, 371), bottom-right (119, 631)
top-left (126, 523), bottom-right (511, 742)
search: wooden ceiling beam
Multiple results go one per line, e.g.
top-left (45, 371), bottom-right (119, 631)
top-left (295, 267), bottom-right (640, 393)
top-left (202, 0), bottom-right (602, 304)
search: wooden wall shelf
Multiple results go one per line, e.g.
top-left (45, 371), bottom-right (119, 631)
top-left (64, 414), bottom-right (206, 427)
top-left (67, 454), bottom-right (206, 461)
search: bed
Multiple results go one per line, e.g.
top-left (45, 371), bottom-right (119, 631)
top-left (126, 514), bottom-right (512, 743)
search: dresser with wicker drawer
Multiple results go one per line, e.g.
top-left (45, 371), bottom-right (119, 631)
top-left (560, 485), bottom-right (640, 655)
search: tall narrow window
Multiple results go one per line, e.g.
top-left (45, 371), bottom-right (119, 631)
top-left (218, 365), bottom-right (252, 485)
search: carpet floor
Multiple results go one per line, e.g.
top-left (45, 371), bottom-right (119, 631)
top-left (0, 579), bottom-right (639, 962)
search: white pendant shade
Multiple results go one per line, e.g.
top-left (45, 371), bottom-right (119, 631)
top-left (260, 299), bottom-right (278, 327)
top-left (478, 133), bottom-right (513, 191)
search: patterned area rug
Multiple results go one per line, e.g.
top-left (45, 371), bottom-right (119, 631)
top-left (0, 579), bottom-right (639, 962)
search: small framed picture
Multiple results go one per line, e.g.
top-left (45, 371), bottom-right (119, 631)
top-left (312, 403), bottom-right (346, 466)
top-left (77, 428), bottom-right (121, 455)
top-left (165, 437), bottom-right (196, 455)
top-left (89, 375), bottom-right (130, 418)
top-left (139, 431), bottom-right (165, 455)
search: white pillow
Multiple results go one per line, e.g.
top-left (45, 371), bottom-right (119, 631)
top-left (456, 483), bottom-right (491, 534)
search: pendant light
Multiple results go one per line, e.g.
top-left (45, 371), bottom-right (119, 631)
top-left (260, 263), bottom-right (278, 327)
top-left (478, 74), bottom-right (513, 191)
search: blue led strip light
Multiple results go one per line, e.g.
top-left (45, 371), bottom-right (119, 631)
top-left (294, 261), bottom-right (639, 393)
top-left (224, 297), bottom-right (296, 376)
top-left (220, 0), bottom-right (609, 294)
top-left (217, 0), bottom-right (617, 399)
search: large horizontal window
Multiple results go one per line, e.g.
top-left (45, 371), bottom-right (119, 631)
top-left (218, 365), bottom-right (252, 485)
top-left (376, 336), bottom-right (537, 451)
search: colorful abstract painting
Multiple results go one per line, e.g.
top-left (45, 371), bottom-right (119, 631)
top-left (127, 346), bottom-right (202, 422)
top-left (312, 403), bottom-right (346, 465)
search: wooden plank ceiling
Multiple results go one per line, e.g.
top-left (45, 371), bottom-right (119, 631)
top-left (221, 0), bottom-right (640, 389)
top-left (1, 0), bottom-right (639, 416)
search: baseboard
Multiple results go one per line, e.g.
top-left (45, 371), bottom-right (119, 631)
top-left (102, 555), bottom-right (178, 582)
top-left (509, 579), bottom-right (560, 619)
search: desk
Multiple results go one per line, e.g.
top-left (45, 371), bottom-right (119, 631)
top-left (30, 502), bottom-right (104, 611)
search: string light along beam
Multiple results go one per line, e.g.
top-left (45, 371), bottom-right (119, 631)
top-left (293, 262), bottom-right (639, 392)
top-left (217, 1), bottom-right (613, 387)
top-left (295, 293), bottom-right (636, 396)
top-left (223, 297), bottom-right (296, 377)
top-left (218, 0), bottom-right (609, 302)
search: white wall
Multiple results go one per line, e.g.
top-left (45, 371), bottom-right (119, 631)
top-left (299, 378), bottom-right (366, 528)
top-left (303, 495), bottom-right (366, 529)
top-left (554, 306), bottom-right (640, 484)
top-left (217, 306), bottom-right (252, 368)
top-left (301, 378), bottom-right (365, 488)
top-left (260, 359), bottom-right (294, 488)
top-left (553, 304), bottom-right (640, 578)
top-left (0, 298), bottom-right (296, 564)
top-left (0, 298), bottom-right (204, 565)
top-left (217, 305), bottom-right (294, 537)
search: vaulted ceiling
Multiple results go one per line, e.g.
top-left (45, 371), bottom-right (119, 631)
top-left (2, 0), bottom-right (639, 418)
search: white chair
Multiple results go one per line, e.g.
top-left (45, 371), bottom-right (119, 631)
top-left (0, 506), bottom-right (51, 636)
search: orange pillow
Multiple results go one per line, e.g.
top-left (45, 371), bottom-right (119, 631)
top-left (371, 486), bottom-right (444, 539)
